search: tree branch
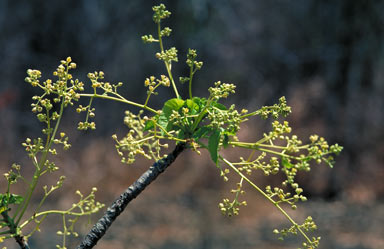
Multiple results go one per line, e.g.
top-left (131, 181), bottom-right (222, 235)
top-left (76, 142), bottom-right (187, 249)
top-left (14, 234), bottom-right (30, 249)
top-left (1, 211), bottom-right (30, 249)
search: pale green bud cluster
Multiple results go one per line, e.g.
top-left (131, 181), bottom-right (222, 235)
top-left (144, 75), bottom-right (171, 97)
top-left (253, 96), bottom-right (291, 119)
top-left (55, 188), bottom-right (104, 249)
top-left (152, 4), bottom-right (171, 23)
top-left (160, 27), bottom-right (172, 37)
top-left (207, 104), bottom-right (242, 133)
top-left (274, 216), bottom-right (320, 249)
top-left (156, 47), bottom-right (178, 64)
top-left (179, 49), bottom-right (203, 88)
top-left (53, 132), bottom-right (71, 150)
top-left (307, 136), bottom-right (343, 167)
top-left (208, 81), bottom-right (236, 100)
top-left (237, 153), bottom-right (280, 176)
top-left (22, 137), bottom-right (44, 157)
top-left (25, 69), bottom-right (41, 87)
top-left (26, 57), bottom-right (85, 140)
top-left (271, 120), bottom-right (292, 138)
top-left (3, 164), bottom-right (21, 185)
top-left (18, 57), bottom-right (104, 248)
top-left (114, 111), bottom-right (168, 164)
top-left (186, 48), bottom-right (203, 70)
top-left (218, 181), bottom-right (247, 216)
top-left (142, 34), bottom-right (158, 43)
top-left (265, 184), bottom-right (307, 209)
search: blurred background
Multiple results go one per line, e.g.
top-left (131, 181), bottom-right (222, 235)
top-left (0, 0), bottom-right (383, 248)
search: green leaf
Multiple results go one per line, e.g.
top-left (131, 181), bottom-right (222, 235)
top-left (193, 127), bottom-right (212, 140)
top-left (0, 194), bottom-right (24, 207)
top-left (223, 133), bottom-right (229, 148)
top-left (186, 99), bottom-right (199, 114)
top-left (144, 119), bottom-right (155, 131)
top-left (177, 129), bottom-right (185, 140)
top-left (212, 101), bottom-right (227, 110)
top-left (157, 113), bottom-right (168, 132)
top-left (192, 97), bottom-right (205, 108)
top-left (281, 157), bottom-right (293, 169)
top-left (158, 98), bottom-right (185, 133)
top-left (0, 206), bottom-right (7, 214)
top-left (192, 97), bottom-right (208, 113)
top-left (162, 98), bottom-right (184, 117)
top-left (185, 99), bottom-right (195, 109)
top-left (208, 129), bottom-right (221, 164)
top-left (9, 194), bottom-right (23, 205)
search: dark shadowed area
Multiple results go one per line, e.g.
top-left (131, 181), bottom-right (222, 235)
top-left (0, 1), bottom-right (383, 249)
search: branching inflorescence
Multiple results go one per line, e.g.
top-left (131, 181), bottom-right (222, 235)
top-left (0, 3), bottom-right (342, 249)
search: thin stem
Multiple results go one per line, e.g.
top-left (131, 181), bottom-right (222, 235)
top-left (255, 134), bottom-right (273, 145)
top-left (229, 141), bottom-right (302, 160)
top-left (84, 95), bottom-right (94, 123)
top-left (129, 134), bottom-right (186, 145)
top-left (148, 121), bottom-right (184, 140)
top-left (15, 95), bottom-right (66, 226)
top-left (240, 106), bottom-right (277, 119)
top-left (157, 22), bottom-right (180, 99)
top-left (144, 82), bottom-right (162, 106)
top-left (144, 92), bottom-right (152, 107)
top-left (16, 68), bottom-right (72, 223)
top-left (188, 66), bottom-right (193, 99)
top-left (221, 157), bottom-right (272, 201)
top-left (19, 208), bottom-right (98, 230)
top-left (191, 97), bottom-right (213, 131)
top-left (44, 107), bottom-right (51, 148)
top-left (0, 230), bottom-right (12, 236)
top-left (2, 211), bottom-right (30, 249)
top-left (79, 93), bottom-right (157, 114)
top-left (232, 178), bottom-right (244, 205)
top-left (62, 214), bottom-right (67, 248)
top-left (221, 156), bottom-right (313, 246)
top-left (24, 214), bottom-right (47, 239)
top-left (33, 181), bottom-right (61, 218)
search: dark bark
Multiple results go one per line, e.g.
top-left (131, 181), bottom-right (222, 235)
top-left (76, 142), bottom-right (187, 249)
top-left (1, 211), bottom-right (30, 249)
top-left (14, 234), bottom-right (30, 249)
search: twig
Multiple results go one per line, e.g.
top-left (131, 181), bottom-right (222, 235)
top-left (1, 211), bottom-right (30, 249)
top-left (76, 142), bottom-right (187, 249)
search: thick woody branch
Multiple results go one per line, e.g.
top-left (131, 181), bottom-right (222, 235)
top-left (76, 142), bottom-right (187, 249)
